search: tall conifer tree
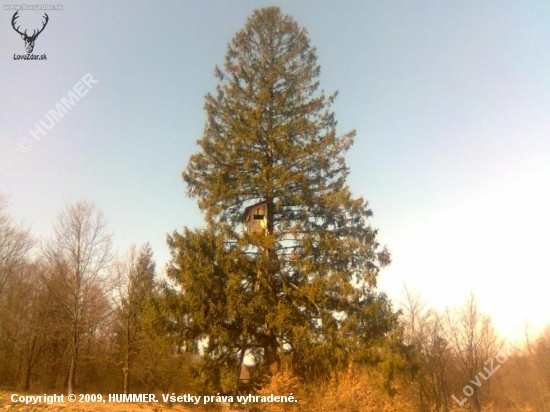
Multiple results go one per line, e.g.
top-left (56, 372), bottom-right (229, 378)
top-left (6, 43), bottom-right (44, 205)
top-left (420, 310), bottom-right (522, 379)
top-left (168, 7), bottom-right (397, 386)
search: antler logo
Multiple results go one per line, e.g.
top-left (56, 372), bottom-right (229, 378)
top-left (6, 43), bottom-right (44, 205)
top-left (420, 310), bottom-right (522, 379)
top-left (11, 11), bottom-right (49, 54)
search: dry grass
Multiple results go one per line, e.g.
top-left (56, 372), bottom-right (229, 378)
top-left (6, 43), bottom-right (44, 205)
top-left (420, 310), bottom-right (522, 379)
top-left (250, 367), bottom-right (539, 412)
top-left (0, 382), bottom-right (538, 412)
top-left (0, 391), bottom-right (230, 412)
top-left (248, 366), bottom-right (416, 412)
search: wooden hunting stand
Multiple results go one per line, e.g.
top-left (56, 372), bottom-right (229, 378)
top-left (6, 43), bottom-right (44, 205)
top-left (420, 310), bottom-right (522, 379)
top-left (243, 200), bottom-right (268, 234)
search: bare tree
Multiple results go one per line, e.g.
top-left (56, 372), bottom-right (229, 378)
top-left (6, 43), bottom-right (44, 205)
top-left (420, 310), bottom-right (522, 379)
top-left (15, 260), bottom-right (51, 392)
top-left (0, 196), bottom-right (34, 296)
top-left (531, 325), bottom-right (550, 410)
top-left (44, 201), bottom-right (113, 395)
top-left (401, 287), bottom-right (455, 411)
top-left (0, 197), bottom-right (35, 388)
top-left (444, 294), bottom-right (499, 412)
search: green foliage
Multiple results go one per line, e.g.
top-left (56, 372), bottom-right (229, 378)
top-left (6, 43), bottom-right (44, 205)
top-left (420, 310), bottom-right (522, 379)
top-left (113, 243), bottom-right (188, 393)
top-left (166, 228), bottom-right (264, 391)
top-left (167, 6), bottom-right (398, 389)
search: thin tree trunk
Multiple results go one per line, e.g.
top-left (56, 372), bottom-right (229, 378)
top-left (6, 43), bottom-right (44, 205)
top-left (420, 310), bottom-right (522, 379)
top-left (23, 361), bottom-right (32, 392)
top-left (123, 365), bottom-right (129, 394)
top-left (22, 336), bottom-right (37, 392)
top-left (67, 328), bottom-right (78, 395)
top-left (123, 316), bottom-right (131, 394)
top-left (233, 345), bottom-right (247, 400)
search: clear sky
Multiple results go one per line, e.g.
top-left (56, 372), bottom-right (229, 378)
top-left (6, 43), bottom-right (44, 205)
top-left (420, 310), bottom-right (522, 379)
top-left (1, 0), bottom-right (549, 340)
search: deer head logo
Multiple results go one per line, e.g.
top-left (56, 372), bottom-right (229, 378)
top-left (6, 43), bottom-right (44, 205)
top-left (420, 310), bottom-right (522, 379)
top-left (11, 11), bottom-right (49, 54)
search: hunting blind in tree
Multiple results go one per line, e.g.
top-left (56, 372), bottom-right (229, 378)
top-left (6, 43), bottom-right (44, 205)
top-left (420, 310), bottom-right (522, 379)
top-left (243, 201), bottom-right (268, 234)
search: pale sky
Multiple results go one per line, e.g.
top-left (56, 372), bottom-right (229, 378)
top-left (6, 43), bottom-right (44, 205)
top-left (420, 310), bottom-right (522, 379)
top-left (1, 0), bottom-right (549, 341)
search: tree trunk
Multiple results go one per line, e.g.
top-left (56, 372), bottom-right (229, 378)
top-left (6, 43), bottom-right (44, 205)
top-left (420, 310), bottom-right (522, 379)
top-left (22, 337), bottom-right (38, 392)
top-left (123, 316), bottom-right (131, 394)
top-left (232, 345), bottom-right (247, 399)
top-left (123, 365), bottom-right (129, 394)
top-left (67, 329), bottom-right (78, 395)
top-left (23, 361), bottom-right (32, 392)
